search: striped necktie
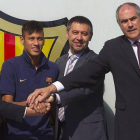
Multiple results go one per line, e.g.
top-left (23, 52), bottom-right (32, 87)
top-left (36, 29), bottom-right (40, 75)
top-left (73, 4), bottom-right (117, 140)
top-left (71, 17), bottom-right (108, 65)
top-left (58, 55), bottom-right (77, 122)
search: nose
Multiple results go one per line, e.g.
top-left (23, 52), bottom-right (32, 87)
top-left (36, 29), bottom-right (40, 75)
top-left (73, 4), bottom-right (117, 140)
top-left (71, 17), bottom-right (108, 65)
top-left (77, 33), bottom-right (82, 40)
top-left (128, 20), bottom-right (133, 28)
top-left (34, 39), bottom-right (39, 45)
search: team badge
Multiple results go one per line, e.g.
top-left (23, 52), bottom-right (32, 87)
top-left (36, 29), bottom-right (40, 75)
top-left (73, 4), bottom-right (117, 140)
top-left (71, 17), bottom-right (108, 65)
top-left (46, 77), bottom-right (53, 86)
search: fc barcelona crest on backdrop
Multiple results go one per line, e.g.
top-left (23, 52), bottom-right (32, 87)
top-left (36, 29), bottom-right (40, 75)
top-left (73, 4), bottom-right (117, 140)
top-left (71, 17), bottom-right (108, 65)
top-left (0, 11), bottom-right (68, 70)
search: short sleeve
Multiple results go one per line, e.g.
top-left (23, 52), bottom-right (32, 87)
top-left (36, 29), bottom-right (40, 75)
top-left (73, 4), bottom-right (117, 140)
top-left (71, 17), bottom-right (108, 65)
top-left (0, 61), bottom-right (16, 96)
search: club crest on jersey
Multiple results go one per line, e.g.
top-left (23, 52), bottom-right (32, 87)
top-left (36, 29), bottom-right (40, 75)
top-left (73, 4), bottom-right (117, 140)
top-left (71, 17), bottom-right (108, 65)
top-left (46, 77), bottom-right (52, 86)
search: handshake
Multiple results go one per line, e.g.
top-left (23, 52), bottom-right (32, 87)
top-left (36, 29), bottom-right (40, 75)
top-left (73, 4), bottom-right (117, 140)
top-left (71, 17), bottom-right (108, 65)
top-left (26, 84), bottom-right (57, 116)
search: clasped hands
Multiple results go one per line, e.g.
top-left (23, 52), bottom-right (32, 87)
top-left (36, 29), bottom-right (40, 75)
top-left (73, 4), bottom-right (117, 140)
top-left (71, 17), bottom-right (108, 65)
top-left (27, 101), bottom-right (51, 116)
top-left (27, 84), bottom-right (57, 116)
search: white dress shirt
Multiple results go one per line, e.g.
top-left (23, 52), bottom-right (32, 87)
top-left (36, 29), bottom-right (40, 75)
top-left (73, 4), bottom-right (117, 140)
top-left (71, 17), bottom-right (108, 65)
top-left (55, 50), bottom-right (84, 103)
top-left (128, 38), bottom-right (140, 65)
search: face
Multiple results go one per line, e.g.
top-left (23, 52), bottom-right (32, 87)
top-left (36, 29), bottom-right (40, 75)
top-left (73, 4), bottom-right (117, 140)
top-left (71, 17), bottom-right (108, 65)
top-left (118, 5), bottom-right (140, 41)
top-left (66, 22), bottom-right (92, 54)
top-left (20, 31), bottom-right (44, 58)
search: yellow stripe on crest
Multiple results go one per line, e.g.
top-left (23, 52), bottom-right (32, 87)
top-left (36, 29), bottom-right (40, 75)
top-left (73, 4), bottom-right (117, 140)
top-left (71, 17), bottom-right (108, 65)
top-left (0, 31), bottom-right (4, 71)
top-left (15, 36), bottom-right (23, 56)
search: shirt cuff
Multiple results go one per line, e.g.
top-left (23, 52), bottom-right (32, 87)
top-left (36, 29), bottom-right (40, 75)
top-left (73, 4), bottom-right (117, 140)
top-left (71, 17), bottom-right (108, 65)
top-left (23, 107), bottom-right (27, 118)
top-left (53, 81), bottom-right (65, 92)
top-left (56, 93), bottom-right (61, 104)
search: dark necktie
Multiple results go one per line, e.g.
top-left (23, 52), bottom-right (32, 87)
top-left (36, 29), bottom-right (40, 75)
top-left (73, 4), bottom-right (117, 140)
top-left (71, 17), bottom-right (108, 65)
top-left (134, 41), bottom-right (140, 68)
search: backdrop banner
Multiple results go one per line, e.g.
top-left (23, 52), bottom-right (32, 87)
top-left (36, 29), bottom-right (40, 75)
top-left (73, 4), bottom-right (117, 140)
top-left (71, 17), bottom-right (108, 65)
top-left (0, 10), bottom-right (68, 71)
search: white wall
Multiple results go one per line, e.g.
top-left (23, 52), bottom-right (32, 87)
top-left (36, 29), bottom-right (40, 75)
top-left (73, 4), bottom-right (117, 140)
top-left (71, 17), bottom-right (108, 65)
top-left (0, 0), bottom-right (140, 139)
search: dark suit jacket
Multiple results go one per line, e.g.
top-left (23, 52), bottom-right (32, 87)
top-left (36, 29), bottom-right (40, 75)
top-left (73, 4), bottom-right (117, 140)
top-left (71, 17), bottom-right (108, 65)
top-left (59, 36), bottom-right (140, 140)
top-left (56, 48), bottom-right (107, 140)
top-left (0, 100), bottom-right (25, 122)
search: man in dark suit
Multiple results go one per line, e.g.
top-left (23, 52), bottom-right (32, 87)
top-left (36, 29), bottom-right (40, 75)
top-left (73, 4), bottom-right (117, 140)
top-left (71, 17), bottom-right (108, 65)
top-left (27, 2), bottom-right (140, 140)
top-left (53, 16), bottom-right (107, 140)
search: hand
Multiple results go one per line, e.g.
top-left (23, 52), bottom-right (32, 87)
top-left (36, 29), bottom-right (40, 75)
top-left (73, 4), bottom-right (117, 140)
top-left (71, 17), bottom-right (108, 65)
top-left (45, 95), bottom-right (54, 103)
top-left (32, 102), bottom-right (51, 114)
top-left (27, 84), bottom-right (57, 105)
top-left (26, 103), bottom-right (50, 116)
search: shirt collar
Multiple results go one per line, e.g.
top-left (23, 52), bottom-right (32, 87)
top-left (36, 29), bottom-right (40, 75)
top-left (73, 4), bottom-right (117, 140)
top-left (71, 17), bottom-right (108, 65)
top-left (128, 38), bottom-right (140, 45)
top-left (21, 50), bottom-right (48, 68)
top-left (68, 49), bottom-right (85, 59)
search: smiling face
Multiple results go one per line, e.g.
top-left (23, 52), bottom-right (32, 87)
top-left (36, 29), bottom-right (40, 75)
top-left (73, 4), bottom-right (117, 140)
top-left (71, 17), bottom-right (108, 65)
top-left (66, 22), bottom-right (92, 54)
top-left (118, 4), bottom-right (140, 41)
top-left (20, 31), bottom-right (44, 59)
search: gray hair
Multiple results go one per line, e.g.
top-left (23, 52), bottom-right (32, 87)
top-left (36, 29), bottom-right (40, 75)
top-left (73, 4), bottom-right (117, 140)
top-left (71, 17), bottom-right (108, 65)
top-left (116, 2), bottom-right (140, 24)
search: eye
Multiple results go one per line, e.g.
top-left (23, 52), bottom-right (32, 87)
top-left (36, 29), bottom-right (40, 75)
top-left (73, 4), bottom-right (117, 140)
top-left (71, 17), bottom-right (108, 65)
top-left (81, 32), bottom-right (88, 36)
top-left (29, 37), bottom-right (34, 40)
top-left (121, 19), bottom-right (128, 24)
top-left (130, 16), bottom-right (137, 21)
top-left (38, 37), bottom-right (44, 41)
top-left (72, 31), bottom-right (78, 35)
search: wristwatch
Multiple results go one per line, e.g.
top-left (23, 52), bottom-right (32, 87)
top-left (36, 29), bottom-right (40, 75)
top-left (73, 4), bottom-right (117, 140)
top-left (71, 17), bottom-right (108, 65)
top-left (51, 93), bottom-right (57, 103)
top-left (26, 102), bottom-right (29, 107)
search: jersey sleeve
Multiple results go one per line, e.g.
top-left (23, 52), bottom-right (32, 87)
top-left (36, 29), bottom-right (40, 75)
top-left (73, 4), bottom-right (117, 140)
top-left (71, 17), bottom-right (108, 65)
top-left (0, 61), bottom-right (16, 96)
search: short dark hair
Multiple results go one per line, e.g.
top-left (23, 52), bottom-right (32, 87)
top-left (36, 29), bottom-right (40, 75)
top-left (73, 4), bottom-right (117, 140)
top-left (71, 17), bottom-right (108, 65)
top-left (116, 2), bottom-right (140, 24)
top-left (22, 20), bottom-right (44, 38)
top-left (67, 16), bottom-right (93, 34)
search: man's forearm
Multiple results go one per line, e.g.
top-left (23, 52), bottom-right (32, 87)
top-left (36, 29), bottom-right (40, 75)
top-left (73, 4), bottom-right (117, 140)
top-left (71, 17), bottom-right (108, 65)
top-left (11, 101), bottom-right (26, 106)
top-left (2, 95), bottom-right (26, 106)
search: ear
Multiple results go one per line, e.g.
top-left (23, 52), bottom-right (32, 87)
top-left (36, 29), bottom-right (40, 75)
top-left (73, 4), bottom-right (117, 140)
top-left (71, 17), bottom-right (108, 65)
top-left (20, 36), bottom-right (24, 45)
top-left (66, 30), bottom-right (69, 39)
top-left (89, 32), bottom-right (93, 41)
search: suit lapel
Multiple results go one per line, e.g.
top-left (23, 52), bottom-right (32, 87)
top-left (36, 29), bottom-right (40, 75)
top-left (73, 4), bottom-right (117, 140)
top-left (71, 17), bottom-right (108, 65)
top-left (58, 54), bottom-right (68, 78)
top-left (74, 56), bottom-right (86, 69)
top-left (120, 36), bottom-right (140, 77)
top-left (74, 48), bottom-right (90, 69)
